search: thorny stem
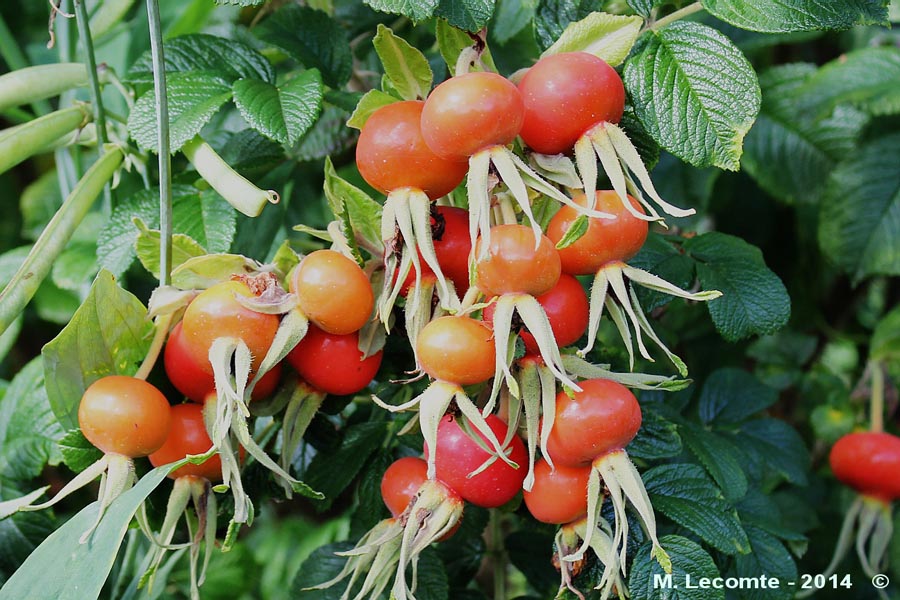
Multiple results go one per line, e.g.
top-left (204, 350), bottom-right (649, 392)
top-left (73, 0), bottom-right (111, 211)
top-left (870, 360), bottom-right (884, 433)
top-left (146, 0), bottom-right (173, 286)
top-left (648, 2), bottom-right (703, 31)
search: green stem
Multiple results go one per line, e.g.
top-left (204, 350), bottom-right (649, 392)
top-left (57, 0), bottom-right (82, 191)
top-left (74, 0), bottom-right (112, 212)
top-left (135, 313), bottom-right (173, 380)
top-left (146, 0), bottom-right (173, 287)
top-left (649, 2), bottom-right (703, 31)
top-left (870, 360), bottom-right (884, 433)
top-left (0, 12), bottom-right (52, 116)
top-left (73, 1), bottom-right (107, 148)
top-left (0, 146), bottom-right (122, 335)
top-left (490, 509), bottom-right (507, 600)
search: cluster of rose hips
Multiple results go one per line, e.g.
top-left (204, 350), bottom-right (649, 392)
top-left (12, 51), bottom-right (713, 600)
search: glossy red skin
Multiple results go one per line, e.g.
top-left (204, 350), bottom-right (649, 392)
top-left (78, 376), bottom-right (172, 457)
top-left (416, 316), bottom-right (496, 385)
top-left (547, 191), bottom-right (648, 276)
top-left (830, 432), bottom-right (900, 501)
top-left (164, 322), bottom-right (281, 403)
top-left (545, 379), bottom-right (642, 467)
top-left (518, 52), bottom-right (625, 155)
top-left (475, 224), bottom-right (561, 297)
top-left (290, 250), bottom-right (374, 335)
top-left (356, 100), bottom-right (468, 199)
top-left (181, 281), bottom-right (280, 375)
top-left (287, 325), bottom-right (383, 395)
top-left (523, 458), bottom-right (591, 524)
top-left (429, 414), bottom-right (528, 508)
top-left (396, 206), bottom-right (472, 295)
top-left (149, 403), bottom-right (223, 481)
top-left (381, 456), bottom-right (429, 517)
top-left (482, 274), bottom-right (588, 354)
top-left (421, 72), bottom-right (525, 161)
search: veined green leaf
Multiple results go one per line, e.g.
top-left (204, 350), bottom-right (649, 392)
top-left (256, 5), bottom-right (352, 88)
top-left (542, 12), bottom-right (643, 67)
top-left (434, 0), bottom-right (496, 32)
top-left (128, 72), bottom-right (232, 153)
top-left (233, 70), bottom-right (324, 145)
top-left (127, 33), bottom-right (274, 84)
top-left (373, 25), bottom-right (433, 101)
top-left (346, 90), bottom-right (398, 130)
top-left (624, 21), bottom-right (760, 171)
top-left (743, 63), bottom-right (867, 205)
top-left (818, 129), bottom-right (900, 283)
top-left (533, 0), bottom-right (603, 51)
top-left (684, 232), bottom-right (790, 342)
top-left (363, 0), bottom-right (438, 21)
top-left (42, 271), bottom-right (152, 430)
top-left (629, 535), bottom-right (725, 600)
top-left (698, 368), bottom-right (778, 425)
top-left (701, 0), bottom-right (889, 34)
top-left (797, 47), bottom-right (900, 118)
top-left (643, 463), bottom-right (750, 555)
top-left (97, 185), bottom-right (236, 278)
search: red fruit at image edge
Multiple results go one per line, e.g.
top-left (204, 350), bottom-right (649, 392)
top-left (830, 431), bottom-right (900, 502)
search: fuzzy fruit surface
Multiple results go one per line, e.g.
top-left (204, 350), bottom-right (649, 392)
top-left (518, 52), bottom-right (625, 155)
top-left (416, 316), bottom-right (496, 385)
top-left (181, 280), bottom-right (280, 375)
top-left (291, 249), bottom-right (374, 335)
top-left (356, 100), bottom-right (468, 199)
top-left (429, 414), bottom-right (527, 508)
top-left (830, 431), bottom-right (900, 501)
top-left (475, 224), bottom-right (561, 297)
top-left (165, 322), bottom-right (281, 403)
top-left (78, 375), bottom-right (172, 457)
top-left (149, 403), bottom-right (224, 481)
top-left (287, 325), bottom-right (382, 395)
top-left (546, 378), bottom-right (642, 467)
top-left (523, 458), bottom-right (591, 524)
top-left (547, 191), bottom-right (648, 276)
top-left (381, 456), bottom-right (429, 517)
top-left (421, 72), bottom-right (524, 161)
